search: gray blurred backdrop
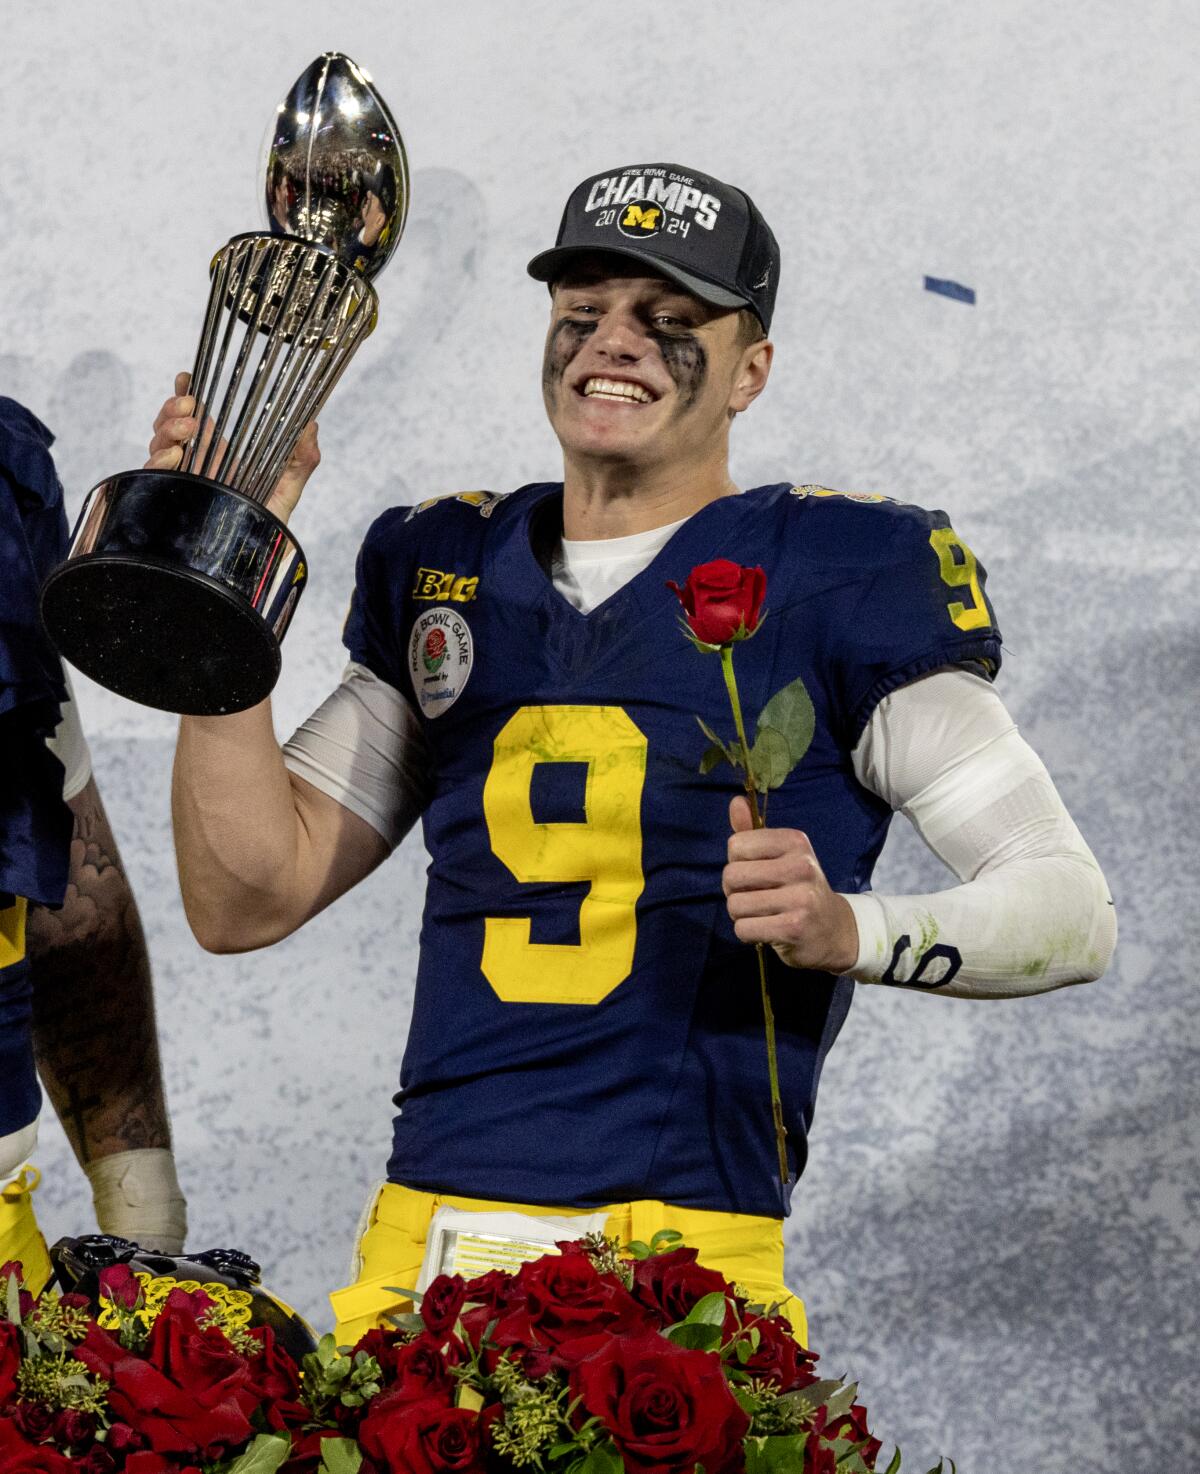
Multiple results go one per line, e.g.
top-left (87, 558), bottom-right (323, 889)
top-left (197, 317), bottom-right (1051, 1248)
top-left (5, 2), bottom-right (1196, 1467)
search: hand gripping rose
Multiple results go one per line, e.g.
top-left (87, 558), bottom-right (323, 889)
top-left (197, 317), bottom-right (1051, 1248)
top-left (668, 559), bottom-right (819, 1188)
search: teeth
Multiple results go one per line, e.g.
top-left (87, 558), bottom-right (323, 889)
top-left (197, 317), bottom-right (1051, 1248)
top-left (583, 377), bottom-right (653, 403)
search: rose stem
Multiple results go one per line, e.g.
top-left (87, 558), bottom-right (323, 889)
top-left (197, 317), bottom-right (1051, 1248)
top-left (720, 645), bottom-right (789, 1188)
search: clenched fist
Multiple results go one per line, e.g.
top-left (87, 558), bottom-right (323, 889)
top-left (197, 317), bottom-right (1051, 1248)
top-left (723, 795), bottom-right (860, 975)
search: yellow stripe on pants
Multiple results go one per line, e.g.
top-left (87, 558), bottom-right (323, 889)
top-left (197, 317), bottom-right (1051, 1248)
top-left (330, 1183), bottom-right (806, 1350)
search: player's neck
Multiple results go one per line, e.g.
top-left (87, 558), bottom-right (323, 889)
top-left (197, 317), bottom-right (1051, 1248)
top-left (560, 456), bottom-right (739, 540)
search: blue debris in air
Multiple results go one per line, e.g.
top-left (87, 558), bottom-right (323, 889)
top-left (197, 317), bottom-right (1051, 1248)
top-left (924, 276), bottom-right (976, 304)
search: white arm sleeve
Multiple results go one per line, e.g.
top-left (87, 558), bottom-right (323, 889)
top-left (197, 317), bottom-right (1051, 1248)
top-left (843, 669), bottom-right (1116, 999)
top-left (45, 667), bottom-right (92, 801)
top-left (281, 661), bottom-right (432, 849)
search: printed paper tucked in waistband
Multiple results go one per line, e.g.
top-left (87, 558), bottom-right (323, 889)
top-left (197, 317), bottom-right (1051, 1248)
top-left (418, 1206), bottom-right (609, 1291)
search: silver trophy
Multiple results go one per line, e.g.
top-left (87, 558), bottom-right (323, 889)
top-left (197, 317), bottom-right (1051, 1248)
top-left (41, 53), bottom-right (408, 715)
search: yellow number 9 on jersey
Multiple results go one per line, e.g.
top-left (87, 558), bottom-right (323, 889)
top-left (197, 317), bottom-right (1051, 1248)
top-left (482, 705), bottom-right (648, 1005)
top-left (929, 527), bottom-right (990, 631)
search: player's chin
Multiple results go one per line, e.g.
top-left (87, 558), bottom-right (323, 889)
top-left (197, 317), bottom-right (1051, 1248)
top-left (561, 399), bottom-right (663, 450)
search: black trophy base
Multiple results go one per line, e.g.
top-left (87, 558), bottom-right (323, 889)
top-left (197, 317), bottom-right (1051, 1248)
top-left (41, 470), bottom-right (307, 716)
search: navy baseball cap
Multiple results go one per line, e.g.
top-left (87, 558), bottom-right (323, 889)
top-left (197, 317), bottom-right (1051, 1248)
top-left (527, 162), bottom-right (780, 333)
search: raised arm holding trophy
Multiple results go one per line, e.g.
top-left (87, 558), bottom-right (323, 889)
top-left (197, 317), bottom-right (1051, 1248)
top-left (41, 52), bottom-right (408, 715)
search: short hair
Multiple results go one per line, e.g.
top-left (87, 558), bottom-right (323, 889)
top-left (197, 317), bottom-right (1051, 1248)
top-left (735, 308), bottom-right (767, 349)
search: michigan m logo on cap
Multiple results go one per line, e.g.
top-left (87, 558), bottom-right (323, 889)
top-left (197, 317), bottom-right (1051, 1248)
top-left (618, 204), bottom-right (663, 237)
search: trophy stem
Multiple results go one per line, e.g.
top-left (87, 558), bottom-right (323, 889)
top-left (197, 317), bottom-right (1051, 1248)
top-left (173, 232), bottom-right (377, 506)
top-left (202, 241), bottom-right (279, 481)
top-left (236, 255), bottom-right (344, 498)
top-left (215, 254), bottom-right (313, 483)
top-left (192, 243), bottom-right (258, 480)
top-left (251, 305), bottom-right (372, 499)
top-left (182, 247), bottom-right (233, 475)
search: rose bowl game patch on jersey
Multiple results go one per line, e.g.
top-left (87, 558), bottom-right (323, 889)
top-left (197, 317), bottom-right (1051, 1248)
top-left (408, 606), bottom-right (474, 717)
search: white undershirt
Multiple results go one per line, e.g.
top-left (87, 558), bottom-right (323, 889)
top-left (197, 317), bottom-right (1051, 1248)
top-left (282, 528), bottom-right (1115, 999)
top-left (553, 517), bottom-right (689, 614)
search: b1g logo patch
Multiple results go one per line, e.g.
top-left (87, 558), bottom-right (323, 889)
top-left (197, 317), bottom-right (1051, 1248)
top-left (408, 607), bottom-right (473, 717)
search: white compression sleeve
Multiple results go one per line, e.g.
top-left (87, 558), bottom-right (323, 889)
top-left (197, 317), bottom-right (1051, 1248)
top-left (84, 1148), bottom-right (188, 1254)
top-left (844, 670), bottom-right (1116, 998)
top-left (281, 661), bottom-right (431, 848)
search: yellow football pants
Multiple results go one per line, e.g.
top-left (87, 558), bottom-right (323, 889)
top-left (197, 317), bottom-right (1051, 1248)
top-left (0, 1166), bottom-right (53, 1296)
top-left (330, 1183), bottom-right (806, 1349)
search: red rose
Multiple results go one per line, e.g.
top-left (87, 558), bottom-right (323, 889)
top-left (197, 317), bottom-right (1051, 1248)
top-left (517, 1252), bottom-right (649, 1364)
top-left (482, 1307), bottom-right (552, 1381)
top-left (75, 1289), bottom-right (259, 1455)
top-left (827, 1403), bottom-right (881, 1468)
top-left (12, 1403), bottom-right (55, 1441)
top-left (630, 1248), bottom-right (734, 1329)
top-left (104, 1423), bottom-right (146, 1456)
top-left (375, 1336), bottom-right (456, 1408)
top-left (0, 1417), bottom-right (75, 1472)
top-left (741, 1314), bottom-right (818, 1391)
top-left (420, 1275), bottom-right (467, 1337)
top-left (352, 1326), bottom-right (411, 1381)
top-left (461, 1269), bottom-right (513, 1312)
top-left (360, 1397), bottom-right (484, 1474)
top-left (123, 1455), bottom-right (190, 1474)
top-left (0, 1322), bottom-right (21, 1408)
top-left (98, 1264), bottom-right (142, 1309)
top-left (53, 1406), bottom-right (96, 1447)
top-left (668, 560), bottom-right (766, 646)
top-left (246, 1326), bottom-right (308, 1431)
top-left (76, 1449), bottom-right (117, 1474)
top-left (570, 1333), bottom-right (749, 1474)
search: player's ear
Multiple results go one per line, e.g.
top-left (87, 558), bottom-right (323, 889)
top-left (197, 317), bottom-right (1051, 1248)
top-left (730, 338), bottom-right (773, 415)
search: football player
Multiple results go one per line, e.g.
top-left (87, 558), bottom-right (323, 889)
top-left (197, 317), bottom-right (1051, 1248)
top-left (152, 163), bottom-right (1115, 1345)
top-left (1, 397), bottom-right (187, 1289)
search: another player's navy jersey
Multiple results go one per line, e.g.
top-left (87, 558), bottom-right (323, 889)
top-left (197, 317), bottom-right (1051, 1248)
top-left (345, 482), bottom-right (1002, 1218)
top-left (0, 397), bottom-right (73, 1139)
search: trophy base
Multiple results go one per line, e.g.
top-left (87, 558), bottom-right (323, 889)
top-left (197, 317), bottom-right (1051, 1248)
top-left (41, 470), bottom-right (307, 716)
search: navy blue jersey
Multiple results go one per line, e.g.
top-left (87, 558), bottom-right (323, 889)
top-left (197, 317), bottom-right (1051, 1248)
top-left (0, 397), bottom-right (73, 1139)
top-left (344, 482), bottom-right (1002, 1217)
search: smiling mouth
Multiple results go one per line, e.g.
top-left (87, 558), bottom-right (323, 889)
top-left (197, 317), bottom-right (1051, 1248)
top-left (579, 376), bottom-right (657, 404)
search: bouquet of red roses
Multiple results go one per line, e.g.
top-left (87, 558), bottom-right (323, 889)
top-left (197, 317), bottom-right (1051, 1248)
top-left (2, 1237), bottom-right (951, 1474)
top-left (305, 1232), bottom-right (952, 1474)
top-left (0, 1252), bottom-right (315, 1473)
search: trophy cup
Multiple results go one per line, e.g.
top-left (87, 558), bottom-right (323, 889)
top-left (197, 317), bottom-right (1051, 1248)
top-left (41, 53), bottom-right (408, 715)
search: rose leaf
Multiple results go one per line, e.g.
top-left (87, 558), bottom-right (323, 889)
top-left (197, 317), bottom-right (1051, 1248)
top-left (745, 1434), bottom-right (808, 1474)
top-left (665, 1321), bottom-right (723, 1352)
top-left (649, 1229), bottom-right (683, 1251)
top-left (822, 1380), bottom-right (859, 1424)
top-left (579, 1441), bottom-right (625, 1474)
top-left (318, 1438), bottom-right (364, 1474)
top-left (756, 676), bottom-right (816, 767)
top-left (748, 725), bottom-right (792, 791)
top-left (224, 1433), bottom-right (292, 1474)
top-left (699, 743), bottom-right (727, 775)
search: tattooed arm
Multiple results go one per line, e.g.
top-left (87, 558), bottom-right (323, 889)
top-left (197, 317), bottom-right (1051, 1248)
top-left (25, 776), bottom-right (187, 1251)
